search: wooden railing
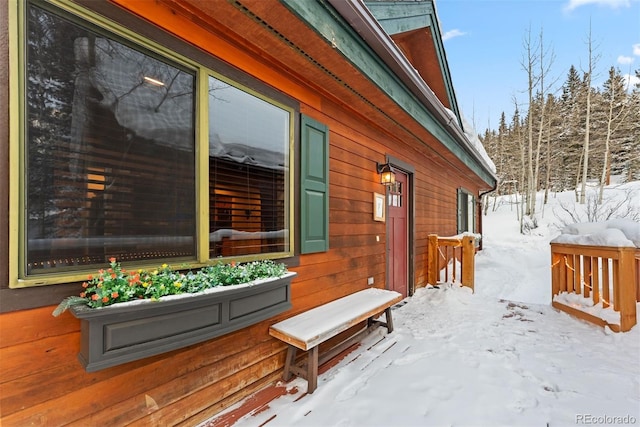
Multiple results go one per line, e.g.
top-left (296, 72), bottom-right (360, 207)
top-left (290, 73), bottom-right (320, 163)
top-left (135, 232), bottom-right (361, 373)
top-left (427, 234), bottom-right (476, 292)
top-left (551, 243), bottom-right (639, 332)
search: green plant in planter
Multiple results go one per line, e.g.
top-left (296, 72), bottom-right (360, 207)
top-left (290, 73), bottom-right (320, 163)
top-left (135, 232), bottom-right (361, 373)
top-left (53, 258), bottom-right (288, 316)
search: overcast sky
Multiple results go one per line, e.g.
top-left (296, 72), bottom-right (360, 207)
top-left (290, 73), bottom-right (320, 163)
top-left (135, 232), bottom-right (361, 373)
top-left (435, 0), bottom-right (640, 133)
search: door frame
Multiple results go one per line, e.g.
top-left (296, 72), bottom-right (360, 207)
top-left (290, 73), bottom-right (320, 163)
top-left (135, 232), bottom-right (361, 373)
top-left (384, 156), bottom-right (415, 296)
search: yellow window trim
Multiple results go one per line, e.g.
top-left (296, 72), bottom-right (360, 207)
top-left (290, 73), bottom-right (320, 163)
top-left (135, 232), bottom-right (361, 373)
top-left (8, 0), bottom-right (22, 289)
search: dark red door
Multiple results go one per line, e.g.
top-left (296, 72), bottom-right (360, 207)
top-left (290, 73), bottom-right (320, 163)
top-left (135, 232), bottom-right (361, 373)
top-left (387, 170), bottom-right (408, 297)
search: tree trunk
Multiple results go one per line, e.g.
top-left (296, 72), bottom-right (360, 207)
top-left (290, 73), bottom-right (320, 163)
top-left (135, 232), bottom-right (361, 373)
top-left (580, 86), bottom-right (591, 204)
top-left (544, 112), bottom-right (551, 205)
top-left (575, 149), bottom-right (583, 202)
top-left (579, 23), bottom-right (596, 205)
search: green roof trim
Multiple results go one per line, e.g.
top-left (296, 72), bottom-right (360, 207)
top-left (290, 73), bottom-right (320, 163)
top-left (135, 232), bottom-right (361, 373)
top-left (364, 1), bottom-right (435, 35)
top-left (279, 0), bottom-right (496, 187)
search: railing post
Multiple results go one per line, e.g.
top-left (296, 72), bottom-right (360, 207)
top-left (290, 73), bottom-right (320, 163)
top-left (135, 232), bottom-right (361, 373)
top-left (461, 235), bottom-right (475, 292)
top-left (618, 248), bottom-right (637, 332)
top-left (583, 256), bottom-right (592, 298)
top-left (635, 251), bottom-right (640, 303)
top-left (427, 234), bottom-right (439, 285)
top-left (551, 245), bottom-right (561, 297)
top-left (566, 254), bottom-right (575, 293)
top-left (591, 257), bottom-right (600, 305)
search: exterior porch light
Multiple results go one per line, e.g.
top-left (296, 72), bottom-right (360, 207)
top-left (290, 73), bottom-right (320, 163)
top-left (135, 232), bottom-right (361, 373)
top-left (377, 162), bottom-right (396, 186)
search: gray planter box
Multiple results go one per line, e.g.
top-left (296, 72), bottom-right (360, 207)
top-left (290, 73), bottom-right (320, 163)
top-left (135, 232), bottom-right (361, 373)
top-left (70, 272), bottom-right (295, 372)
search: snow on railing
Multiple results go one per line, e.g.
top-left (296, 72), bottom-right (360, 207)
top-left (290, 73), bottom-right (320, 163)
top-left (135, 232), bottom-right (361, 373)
top-left (427, 233), bottom-right (478, 292)
top-left (550, 219), bottom-right (639, 332)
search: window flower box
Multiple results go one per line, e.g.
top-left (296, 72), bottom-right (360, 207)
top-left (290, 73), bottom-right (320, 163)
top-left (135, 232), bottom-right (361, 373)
top-left (55, 260), bottom-right (295, 371)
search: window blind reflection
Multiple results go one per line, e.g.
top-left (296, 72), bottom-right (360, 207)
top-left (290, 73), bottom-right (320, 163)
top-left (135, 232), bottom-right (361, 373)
top-left (25, 5), bottom-right (196, 273)
top-left (208, 77), bottom-right (290, 257)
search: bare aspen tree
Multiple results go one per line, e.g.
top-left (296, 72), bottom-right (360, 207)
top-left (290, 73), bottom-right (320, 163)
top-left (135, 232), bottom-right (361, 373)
top-left (575, 149), bottom-right (583, 202)
top-left (521, 25), bottom-right (540, 216)
top-left (579, 22), bottom-right (599, 204)
top-left (579, 80), bottom-right (591, 204)
top-left (519, 26), bottom-right (557, 217)
top-left (512, 99), bottom-right (527, 232)
top-left (533, 29), bottom-right (557, 214)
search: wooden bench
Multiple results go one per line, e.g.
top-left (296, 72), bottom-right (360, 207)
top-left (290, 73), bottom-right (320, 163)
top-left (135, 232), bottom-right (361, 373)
top-left (268, 288), bottom-right (403, 393)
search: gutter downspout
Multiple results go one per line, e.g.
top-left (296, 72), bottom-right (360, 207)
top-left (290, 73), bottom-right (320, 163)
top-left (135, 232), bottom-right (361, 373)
top-left (327, 0), bottom-right (497, 187)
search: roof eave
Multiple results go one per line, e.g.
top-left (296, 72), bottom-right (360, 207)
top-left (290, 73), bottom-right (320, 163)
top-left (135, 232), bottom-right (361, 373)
top-left (327, 0), bottom-right (497, 187)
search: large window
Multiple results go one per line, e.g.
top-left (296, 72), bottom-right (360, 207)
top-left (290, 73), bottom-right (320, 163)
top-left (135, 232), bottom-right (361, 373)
top-left (16, 1), bottom-right (292, 284)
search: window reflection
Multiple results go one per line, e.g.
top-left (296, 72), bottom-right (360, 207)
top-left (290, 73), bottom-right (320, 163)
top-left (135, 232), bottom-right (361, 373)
top-left (26, 4), bottom-right (196, 273)
top-left (208, 77), bottom-right (290, 257)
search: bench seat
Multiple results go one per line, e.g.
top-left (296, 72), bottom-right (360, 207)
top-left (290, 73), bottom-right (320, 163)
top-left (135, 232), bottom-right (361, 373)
top-left (269, 288), bottom-right (403, 393)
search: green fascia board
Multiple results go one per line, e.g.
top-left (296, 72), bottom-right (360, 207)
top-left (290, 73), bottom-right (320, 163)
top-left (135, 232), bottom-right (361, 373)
top-left (378, 14), bottom-right (432, 35)
top-left (363, 1), bottom-right (434, 35)
top-left (279, 0), bottom-right (494, 186)
top-left (425, 7), bottom-right (463, 126)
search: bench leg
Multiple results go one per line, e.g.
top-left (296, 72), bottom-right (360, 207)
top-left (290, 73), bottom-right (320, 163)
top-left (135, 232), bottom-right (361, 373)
top-left (368, 307), bottom-right (395, 333)
top-left (385, 307), bottom-right (394, 333)
top-left (283, 345), bottom-right (297, 381)
top-left (307, 346), bottom-right (319, 394)
top-left (282, 344), bottom-right (319, 393)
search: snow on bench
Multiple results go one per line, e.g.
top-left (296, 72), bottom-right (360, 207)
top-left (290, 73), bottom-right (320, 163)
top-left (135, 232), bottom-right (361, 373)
top-left (269, 288), bottom-right (403, 393)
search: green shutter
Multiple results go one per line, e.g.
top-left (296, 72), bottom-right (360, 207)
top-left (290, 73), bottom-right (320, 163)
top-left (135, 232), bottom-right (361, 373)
top-left (300, 115), bottom-right (329, 253)
top-left (456, 188), bottom-right (464, 234)
top-left (470, 195), bottom-right (476, 233)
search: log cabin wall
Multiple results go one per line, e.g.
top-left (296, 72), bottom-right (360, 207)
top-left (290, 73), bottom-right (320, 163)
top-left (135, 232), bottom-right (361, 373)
top-left (0, 0), bottom-right (493, 425)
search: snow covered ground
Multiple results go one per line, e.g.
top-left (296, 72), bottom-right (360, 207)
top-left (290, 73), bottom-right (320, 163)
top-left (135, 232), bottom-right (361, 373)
top-left (211, 182), bottom-right (640, 427)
